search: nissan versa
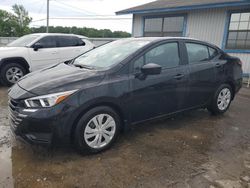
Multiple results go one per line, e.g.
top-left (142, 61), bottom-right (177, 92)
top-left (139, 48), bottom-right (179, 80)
top-left (8, 37), bottom-right (242, 154)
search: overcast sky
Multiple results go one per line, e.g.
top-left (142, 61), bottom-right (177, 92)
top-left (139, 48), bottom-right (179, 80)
top-left (0, 0), bottom-right (154, 33)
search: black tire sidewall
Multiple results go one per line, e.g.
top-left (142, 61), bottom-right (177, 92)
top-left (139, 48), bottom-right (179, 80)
top-left (211, 84), bottom-right (233, 115)
top-left (74, 106), bottom-right (121, 154)
top-left (0, 63), bottom-right (26, 86)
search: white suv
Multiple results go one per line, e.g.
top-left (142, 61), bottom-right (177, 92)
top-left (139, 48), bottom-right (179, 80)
top-left (0, 33), bottom-right (95, 86)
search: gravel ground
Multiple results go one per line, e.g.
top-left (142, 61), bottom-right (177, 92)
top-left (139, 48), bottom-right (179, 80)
top-left (0, 86), bottom-right (249, 188)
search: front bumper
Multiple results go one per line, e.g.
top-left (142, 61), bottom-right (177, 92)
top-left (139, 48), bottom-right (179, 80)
top-left (9, 98), bottom-right (75, 146)
top-left (9, 99), bottom-right (53, 145)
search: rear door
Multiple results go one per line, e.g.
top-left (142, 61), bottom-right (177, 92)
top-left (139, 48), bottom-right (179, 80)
top-left (28, 36), bottom-right (60, 71)
top-left (208, 47), bottom-right (226, 86)
top-left (184, 42), bottom-right (217, 108)
top-left (57, 36), bottom-right (91, 62)
top-left (128, 41), bottom-right (189, 123)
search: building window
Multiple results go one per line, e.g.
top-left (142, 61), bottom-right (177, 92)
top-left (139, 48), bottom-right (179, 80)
top-left (144, 18), bottom-right (163, 37)
top-left (226, 12), bottom-right (250, 50)
top-left (144, 16), bottom-right (184, 37)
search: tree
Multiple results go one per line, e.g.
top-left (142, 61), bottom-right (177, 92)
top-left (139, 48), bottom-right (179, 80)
top-left (31, 26), bottom-right (131, 38)
top-left (12, 4), bottom-right (32, 36)
top-left (0, 4), bottom-right (31, 36)
top-left (1, 4), bottom-right (131, 38)
top-left (0, 9), bottom-right (18, 37)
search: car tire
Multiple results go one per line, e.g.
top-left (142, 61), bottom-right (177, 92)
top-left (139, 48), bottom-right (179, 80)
top-left (0, 63), bottom-right (26, 86)
top-left (208, 84), bottom-right (233, 115)
top-left (74, 106), bottom-right (121, 154)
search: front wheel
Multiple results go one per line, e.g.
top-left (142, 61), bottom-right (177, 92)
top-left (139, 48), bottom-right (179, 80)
top-left (208, 84), bottom-right (233, 115)
top-left (74, 106), bottom-right (121, 154)
top-left (0, 63), bottom-right (26, 86)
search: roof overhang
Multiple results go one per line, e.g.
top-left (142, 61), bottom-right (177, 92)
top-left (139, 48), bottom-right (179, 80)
top-left (116, 1), bottom-right (250, 15)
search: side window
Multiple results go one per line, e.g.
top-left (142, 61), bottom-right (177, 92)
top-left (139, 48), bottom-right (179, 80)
top-left (82, 39), bottom-right (90, 46)
top-left (57, 36), bottom-right (85, 47)
top-left (134, 56), bottom-right (144, 73)
top-left (186, 43), bottom-right (209, 64)
top-left (208, 47), bottom-right (218, 58)
top-left (76, 37), bottom-right (86, 46)
top-left (57, 36), bottom-right (71, 47)
top-left (37, 36), bottom-right (57, 48)
top-left (133, 42), bottom-right (180, 71)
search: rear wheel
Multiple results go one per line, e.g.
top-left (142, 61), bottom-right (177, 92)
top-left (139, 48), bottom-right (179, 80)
top-left (74, 106), bottom-right (121, 154)
top-left (208, 84), bottom-right (233, 115)
top-left (0, 63), bottom-right (26, 86)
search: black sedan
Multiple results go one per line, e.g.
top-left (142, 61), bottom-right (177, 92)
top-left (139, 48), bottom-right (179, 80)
top-left (8, 37), bottom-right (242, 154)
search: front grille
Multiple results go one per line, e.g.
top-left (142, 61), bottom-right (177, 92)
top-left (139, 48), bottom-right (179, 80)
top-left (8, 98), bottom-right (27, 128)
top-left (9, 98), bottom-right (25, 109)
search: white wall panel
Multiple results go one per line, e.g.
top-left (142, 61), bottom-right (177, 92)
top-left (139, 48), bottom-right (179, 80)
top-left (133, 15), bottom-right (143, 37)
top-left (186, 8), bottom-right (227, 47)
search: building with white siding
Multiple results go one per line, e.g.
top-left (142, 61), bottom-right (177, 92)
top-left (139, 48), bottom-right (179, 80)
top-left (116, 0), bottom-right (250, 74)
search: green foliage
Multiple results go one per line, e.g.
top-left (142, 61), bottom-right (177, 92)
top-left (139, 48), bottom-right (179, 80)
top-left (0, 4), bottom-right (131, 38)
top-left (12, 4), bottom-right (32, 36)
top-left (0, 4), bottom-right (32, 37)
top-left (0, 9), bottom-right (18, 37)
top-left (31, 26), bottom-right (131, 38)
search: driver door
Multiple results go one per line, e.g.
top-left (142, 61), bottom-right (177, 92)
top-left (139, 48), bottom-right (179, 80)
top-left (28, 36), bottom-right (60, 71)
top-left (127, 41), bottom-right (188, 123)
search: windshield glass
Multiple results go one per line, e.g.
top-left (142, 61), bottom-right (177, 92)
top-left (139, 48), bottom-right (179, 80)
top-left (73, 39), bottom-right (151, 69)
top-left (7, 34), bottom-right (40, 47)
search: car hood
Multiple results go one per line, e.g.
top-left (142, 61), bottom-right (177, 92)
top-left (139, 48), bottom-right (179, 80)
top-left (0, 47), bottom-right (25, 57)
top-left (0, 47), bottom-right (22, 51)
top-left (17, 63), bottom-right (106, 96)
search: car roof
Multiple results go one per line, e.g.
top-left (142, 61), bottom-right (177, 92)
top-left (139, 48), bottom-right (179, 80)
top-left (127, 36), bottom-right (204, 42)
top-left (120, 37), bottom-right (219, 49)
top-left (28, 33), bottom-right (88, 39)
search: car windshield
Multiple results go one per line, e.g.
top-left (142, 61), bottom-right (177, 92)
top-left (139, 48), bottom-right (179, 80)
top-left (73, 39), bottom-right (151, 69)
top-left (7, 34), bottom-right (41, 47)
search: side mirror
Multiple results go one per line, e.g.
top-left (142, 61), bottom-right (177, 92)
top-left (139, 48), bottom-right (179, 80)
top-left (141, 63), bottom-right (162, 75)
top-left (33, 43), bottom-right (43, 51)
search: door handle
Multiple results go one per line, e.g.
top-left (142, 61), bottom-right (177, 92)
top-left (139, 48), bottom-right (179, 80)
top-left (51, 51), bottom-right (58, 54)
top-left (174, 74), bottom-right (184, 80)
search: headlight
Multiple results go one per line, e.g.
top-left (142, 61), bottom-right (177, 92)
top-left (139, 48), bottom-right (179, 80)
top-left (24, 90), bottom-right (77, 108)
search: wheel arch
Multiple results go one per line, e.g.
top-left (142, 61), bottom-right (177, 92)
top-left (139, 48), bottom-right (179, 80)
top-left (225, 81), bottom-right (235, 100)
top-left (70, 100), bottom-right (126, 143)
top-left (0, 57), bottom-right (30, 73)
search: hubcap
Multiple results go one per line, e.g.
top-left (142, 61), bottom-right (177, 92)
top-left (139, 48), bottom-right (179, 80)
top-left (84, 114), bottom-right (116, 149)
top-left (6, 67), bottom-right (24, 83)
top-left (217, 88), bottom-right (231, 111)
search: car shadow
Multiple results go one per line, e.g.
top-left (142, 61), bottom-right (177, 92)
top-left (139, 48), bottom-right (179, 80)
top-left (0, 83), bottom-right (9, 89)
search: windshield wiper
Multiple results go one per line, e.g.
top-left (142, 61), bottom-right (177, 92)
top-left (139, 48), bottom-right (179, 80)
top-left (74, 64), bottom-right (96, 70)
